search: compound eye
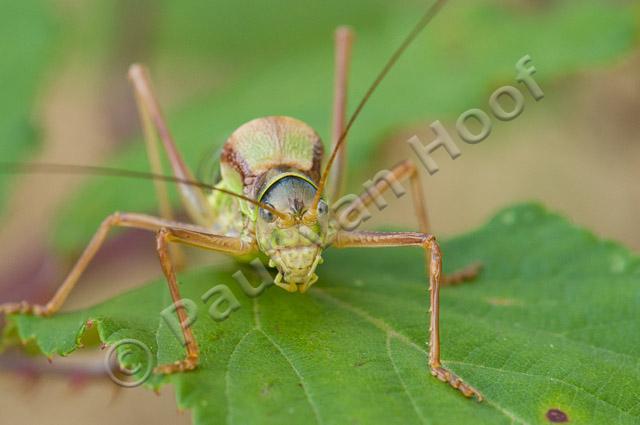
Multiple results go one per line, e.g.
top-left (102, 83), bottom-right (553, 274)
top-left (317, 199), bottom-right (329, 216)
top-left (259, 203), bottom-right (276, 223)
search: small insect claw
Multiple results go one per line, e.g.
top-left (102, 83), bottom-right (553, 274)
top-left (268, 259), bottom-right (276, 268)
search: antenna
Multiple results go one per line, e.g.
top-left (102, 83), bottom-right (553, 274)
top-left (2, 1), bottom-right (448, 222)
top-left (0, 162), bottom-right (289, 219)
top-left (311, 0), bottom-right (448, 211)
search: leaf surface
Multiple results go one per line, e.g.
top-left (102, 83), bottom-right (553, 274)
top-left (5, 204), bottom-right (640, 425)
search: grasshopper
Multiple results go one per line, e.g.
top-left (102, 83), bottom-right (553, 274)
top-left (0, 0), bottom-right (483, 400)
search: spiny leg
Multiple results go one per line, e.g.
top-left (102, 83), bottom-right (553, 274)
top-left (343, 159), bottom-right (430, 233)
top-left (131, 68), bottom-right (179, 228)
top-left (0, 213), bottom-right (232, 316)
top-left (341, 159), bottom-right (481, 284)
top-left (153, 227), bottom-right (254, 373)
top-left (333, 230), bottom-right (483, 401)
top-left (327, 27), bottom-right (354, 202)
top-left (130, 66), bottom-right (185, 267)
top-left (128, 64), bottom-right (214, 228)
top-left (0, 212), bottom-right (254, 375)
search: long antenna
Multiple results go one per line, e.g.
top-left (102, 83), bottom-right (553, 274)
top-left (0, 162), bottom-right (288, 219)
top-left (311, 0), bottom-right (448, 211)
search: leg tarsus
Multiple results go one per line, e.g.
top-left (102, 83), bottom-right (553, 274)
top-left (0, 301), bottom-right (51, 317)
top-left (430, 365), bottom-right (483, 401)
top-left (154, 353), bottom-right (198, 374)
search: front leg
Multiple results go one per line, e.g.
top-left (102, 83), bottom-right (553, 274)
top-left (0, 212), bottom-right (256, 376)
top-left (154, 227), bottom-right (255, 373)
top-left (333, 230), bottom-right (483, 401)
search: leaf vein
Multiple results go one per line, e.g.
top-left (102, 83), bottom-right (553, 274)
top-left (225, 328), bottom-right (258, 425)
top-left (386, 333), bottom-right (430, 425)
top-left (257, 328), bottom-right (323, 425)
top-left (311, 288), bottom-right (526, 424)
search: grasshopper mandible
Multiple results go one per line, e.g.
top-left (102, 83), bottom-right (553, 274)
top-left (0, 0), bottom-right (483, 400)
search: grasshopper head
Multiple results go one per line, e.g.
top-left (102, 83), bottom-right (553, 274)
top-left (255, 174), bottom-right (330, 293)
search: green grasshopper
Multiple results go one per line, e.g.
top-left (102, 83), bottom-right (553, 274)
top-left (0, 0), bottom-right (482, 400)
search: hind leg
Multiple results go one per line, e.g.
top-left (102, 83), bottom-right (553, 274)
top-left (340, 159), bottom-right (481, 284)
top-left (327, 27), bottom-right (355, 202)
top-left (128, 64), bottom-right (214, 228)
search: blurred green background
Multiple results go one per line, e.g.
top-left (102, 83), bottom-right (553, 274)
top-left (0, 1), bottom-right (638, 424)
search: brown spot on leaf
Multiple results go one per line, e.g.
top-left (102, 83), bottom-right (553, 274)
top-left (546, 408), bottom-right (569, 423)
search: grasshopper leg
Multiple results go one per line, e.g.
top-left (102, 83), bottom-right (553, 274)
top-left (0, 212), bottom-right (255, 375)
top-left (341, 159), bottom-right (482, 285)
top-left (0, 213), bottom-right (246, 318)
top-left (342, 159), bottom-right (430, 233)
top-left (129, 66), bottom-right (186, 267)
top-left (327, 27), bottom-right (354, 202)
top-left (0, 212), bottom-right (185, 316)
top-left (128, 64), bottom-right (214, 228)
top-left (152, 228), bottom-right (200, 374)
top-left (153, 226), bottom-right (255, 373)
top-left (333, 230), bottom-right (483, 401)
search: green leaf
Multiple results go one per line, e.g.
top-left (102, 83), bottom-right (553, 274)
top-left (51, 0), bottom-right (638, 252)
top-left (4, 203), bottom-right (640, 424)
top-left (0, 1), bottom-right (58, 213)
